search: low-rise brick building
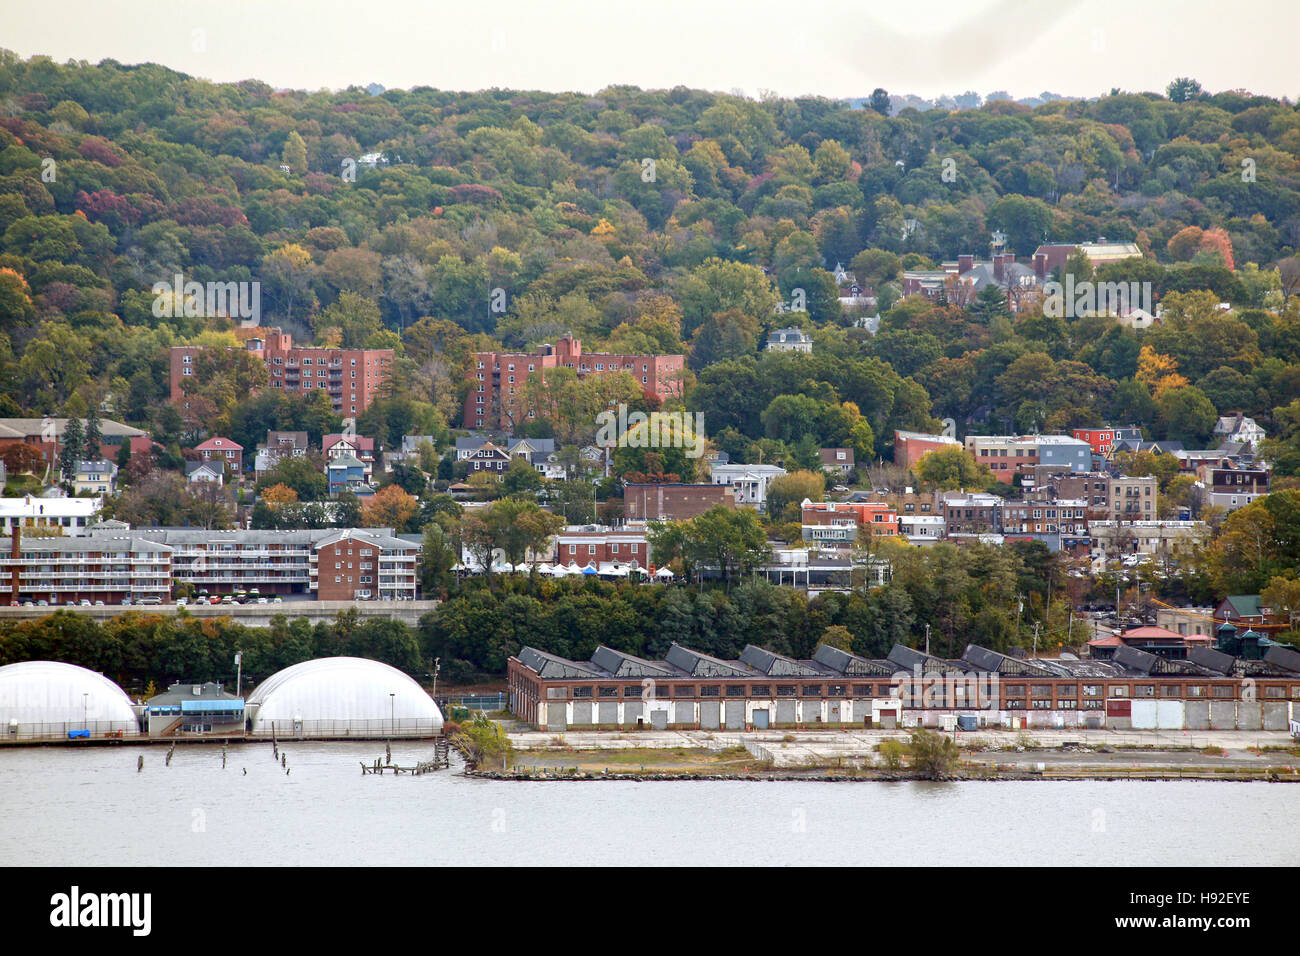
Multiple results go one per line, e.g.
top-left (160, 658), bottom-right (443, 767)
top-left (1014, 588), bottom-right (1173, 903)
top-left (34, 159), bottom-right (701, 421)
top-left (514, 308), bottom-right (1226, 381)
top-left (623, 483), bottom-right (734, 521)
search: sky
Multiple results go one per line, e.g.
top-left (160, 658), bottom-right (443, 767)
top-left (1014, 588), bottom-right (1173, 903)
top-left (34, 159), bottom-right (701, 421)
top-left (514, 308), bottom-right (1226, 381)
top-left (1, 0), bottom-right (1297, 102)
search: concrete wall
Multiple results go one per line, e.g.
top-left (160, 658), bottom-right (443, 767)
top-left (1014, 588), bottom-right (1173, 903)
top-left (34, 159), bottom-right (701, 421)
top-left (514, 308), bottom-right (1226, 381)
top-left (1210, 701), bottom-right (1237, 730)
top-left (1185, 700), bottom-right (1210, 730)
top-left (1236, 702), bottom-right (1262, 731)
top-left (1263, 702), bottom-right (1288, 731)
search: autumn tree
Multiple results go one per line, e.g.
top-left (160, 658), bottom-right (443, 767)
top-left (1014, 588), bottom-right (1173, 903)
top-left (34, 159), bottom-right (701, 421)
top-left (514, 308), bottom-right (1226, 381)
top-left (360, 485), bottom-right (420, 532)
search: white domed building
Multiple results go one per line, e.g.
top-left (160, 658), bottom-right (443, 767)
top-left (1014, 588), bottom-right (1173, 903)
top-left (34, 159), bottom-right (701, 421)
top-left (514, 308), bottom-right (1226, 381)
top-left (246, 657), bottom-right (442, 738)
top-left (0, 661), bottom-right (141, 739)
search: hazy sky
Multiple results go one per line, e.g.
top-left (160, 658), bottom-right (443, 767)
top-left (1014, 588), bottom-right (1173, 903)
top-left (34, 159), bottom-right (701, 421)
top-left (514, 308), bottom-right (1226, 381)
top-left (2, 0), bottom-right (1297, 101)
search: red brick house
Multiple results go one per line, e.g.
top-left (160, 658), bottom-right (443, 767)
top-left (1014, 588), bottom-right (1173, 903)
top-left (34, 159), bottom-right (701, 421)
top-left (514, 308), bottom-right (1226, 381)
top-left (193, 437), bottom-right (243, 473)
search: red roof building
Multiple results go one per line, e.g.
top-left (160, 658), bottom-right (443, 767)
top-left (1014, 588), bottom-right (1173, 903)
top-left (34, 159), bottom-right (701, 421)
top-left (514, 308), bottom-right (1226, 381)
top-left (192, 437), bottom-right (243, 473)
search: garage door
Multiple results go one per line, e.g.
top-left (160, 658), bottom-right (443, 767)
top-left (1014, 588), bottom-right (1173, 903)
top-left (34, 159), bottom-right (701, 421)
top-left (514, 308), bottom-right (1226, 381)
top-left (650, 708), bottom-right (668, 730)
top-left (700, 701), bottom-right (721, 730)
top-left (572, 701), bottom-right (593, 725)
top-left (674, 701), bottom-right (695, 725)
top-left (725, 700), bottom-right (744, 729)
top-left (598, 701), bottom-right (618, 725)
top-left (752, 709), bottom-right (769, 729)
top-left (776, 700), bottom-right (796, 725)
top-left (546, 702), bottom-right (567, 732)
top-left (802, 701), bottom-right (822, 724)
top-left (828, 701), bottom-right (842, 724)
top-left (623, 701), bottom-right (643, 726)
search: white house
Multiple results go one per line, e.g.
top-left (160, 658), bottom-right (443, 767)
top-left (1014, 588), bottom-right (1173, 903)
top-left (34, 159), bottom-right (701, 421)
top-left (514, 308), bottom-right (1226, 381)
top-left (710, 463), bottom-right (787, 512)
top-left (1213, 415), bottom-right (1266, 449)
top-left (766, 328), bottom-right (813, 353)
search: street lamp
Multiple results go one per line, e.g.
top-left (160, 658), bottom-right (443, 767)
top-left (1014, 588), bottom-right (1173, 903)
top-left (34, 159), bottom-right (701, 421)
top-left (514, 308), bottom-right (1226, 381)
top-left (389, 692), bottom-right (395, 737)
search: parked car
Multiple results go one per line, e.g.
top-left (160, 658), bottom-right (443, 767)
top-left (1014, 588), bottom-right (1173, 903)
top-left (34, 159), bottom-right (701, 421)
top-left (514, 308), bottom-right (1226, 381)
top-left (271, 596), bottom-right (283, 604)
top-left (36, 600), bottom-right (48, 607)
top-left (78, 599), bottom-right (92, 607)
top-left (176, 598), bottom-right (188, 607)
top-left (256, 597), bottom-right (268, 605)
top-left (93, 600), bottom-right (105, 606)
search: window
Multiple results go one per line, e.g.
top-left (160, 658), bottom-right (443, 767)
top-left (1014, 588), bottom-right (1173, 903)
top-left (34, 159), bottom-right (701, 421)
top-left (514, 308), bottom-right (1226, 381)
top-left (776, 685), bottom-right (797, 696)
top-left (1108, 685), bottom-right (1129, 698)
top-left (598, 686), bottom-right (618, 698)
top-left (674, 685), bottom-right (696, 697)
top-left (751, 684), bottom-right (770, 696)
top-left (572, 687), bottom-right (592, 699)
top-left (801, 685), bottom-right (823, 696)
top-left (725, 686), bottom-right (746, 697)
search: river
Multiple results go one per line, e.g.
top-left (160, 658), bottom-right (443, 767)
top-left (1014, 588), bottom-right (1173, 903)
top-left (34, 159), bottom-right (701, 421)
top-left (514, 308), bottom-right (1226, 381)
top-left (2, 742), bottom-right (1295, 866)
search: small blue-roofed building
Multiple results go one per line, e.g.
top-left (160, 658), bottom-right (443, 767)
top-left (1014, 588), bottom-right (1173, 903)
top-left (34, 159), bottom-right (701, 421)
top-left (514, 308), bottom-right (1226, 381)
top-left (145, 681), bottom-right (244, 736)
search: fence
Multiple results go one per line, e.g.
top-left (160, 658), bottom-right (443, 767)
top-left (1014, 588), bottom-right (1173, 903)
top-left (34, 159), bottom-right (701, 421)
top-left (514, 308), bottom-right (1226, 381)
top-left (2, 720), bottom-right (142, 743)
top-left (441, 694), bottom-right (507, 713)
top-left (248, 718), bottom-right (442, 739)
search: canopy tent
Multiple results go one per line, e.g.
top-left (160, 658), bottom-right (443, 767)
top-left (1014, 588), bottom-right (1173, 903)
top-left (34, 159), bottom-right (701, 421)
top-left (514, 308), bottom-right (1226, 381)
top-left (580, 564), bottom-right (599, 576)
top-left (598, 563), bottom-right (630, 577)
top-left (654, 566), bottom-right (676, 579)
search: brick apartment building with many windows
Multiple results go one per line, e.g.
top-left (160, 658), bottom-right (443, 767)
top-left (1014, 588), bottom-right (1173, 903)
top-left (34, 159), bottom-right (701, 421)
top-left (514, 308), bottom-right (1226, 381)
top-left (463, 333), bottom-right (685, 429)
top-left (170, 327), bottom-right (393, 417)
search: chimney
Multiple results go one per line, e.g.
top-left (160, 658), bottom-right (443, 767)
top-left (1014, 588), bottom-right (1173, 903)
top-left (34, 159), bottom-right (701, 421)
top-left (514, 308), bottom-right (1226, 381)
top-left (957, 254), bottom-right (974, 275)
top-left (994, 254), bottom-right (1007, 283)
top-left (1034, 253), bottom-right (1047, 279)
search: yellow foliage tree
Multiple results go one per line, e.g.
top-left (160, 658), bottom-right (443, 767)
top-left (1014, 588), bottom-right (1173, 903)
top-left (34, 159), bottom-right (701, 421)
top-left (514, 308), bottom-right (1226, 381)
top-left (1136, 345), bottom-right (1188, 396)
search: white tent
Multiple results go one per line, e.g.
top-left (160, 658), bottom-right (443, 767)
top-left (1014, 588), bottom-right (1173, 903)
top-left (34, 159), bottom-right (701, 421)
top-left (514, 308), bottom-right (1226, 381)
top-left (599, 563), bottom-right (630, 577)
top-left (533, 563), bottom-right (553, 575)
top-left (655, 566), bottom-right (675, 579)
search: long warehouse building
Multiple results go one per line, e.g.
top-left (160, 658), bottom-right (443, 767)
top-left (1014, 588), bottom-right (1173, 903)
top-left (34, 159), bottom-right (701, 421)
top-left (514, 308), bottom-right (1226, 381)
top-left (508, 641), bottom-right (1300, 732)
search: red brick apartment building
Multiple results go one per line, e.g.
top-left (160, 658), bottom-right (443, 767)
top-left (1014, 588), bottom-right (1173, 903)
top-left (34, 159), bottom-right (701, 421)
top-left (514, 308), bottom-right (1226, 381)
top-left (170, 327), bottom-right (393, 417)
top-left (463, 333), bottom-right (685, 429)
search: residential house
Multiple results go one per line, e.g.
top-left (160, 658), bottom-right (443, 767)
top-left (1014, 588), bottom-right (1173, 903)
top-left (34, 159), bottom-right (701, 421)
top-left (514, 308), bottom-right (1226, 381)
top-left (464, 441), bottom-right (512, 477)
top-left (1199, 464), bottom-right (1269, 512)
top-left (1213, 415), bottom-right (1265, 450)
top-left (819, 447), bottom-right (855, 479)
top-left (323, 434), bottom-right (376, 482)
top-left (765, 327), bottom-right (814, 353)
top-left (193, 437), bottom-right (243, 474)
top-left (72, 460), bottom-right (117, 497)
top-left (709, 463), bottom-right (787, 512)
top-left (185, 461), bottom-right (224, 485)
top-left (325, 454), bottom-right (371, 496)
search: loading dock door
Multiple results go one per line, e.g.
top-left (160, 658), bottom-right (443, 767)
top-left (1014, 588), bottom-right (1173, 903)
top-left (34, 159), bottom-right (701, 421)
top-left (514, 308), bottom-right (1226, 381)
top-left (623, 701), bottom-right (643, 726)
top-left (650, 709), bottom-right (668, 730)
top-left (829, 701), bottom-right (842, 724)
top-left (776, 700), bottom-right (796, 725)
top-left (700, 701), bottom-right (721, 730)
top-left (725, 700), bottom-right (745, 730)
top-left (546, 702), bottom-right (567, 732)
top-left (752, 709), bottom-right (770, 729)
top-left (597, 702), bottom-right (618, 725)
top-left (572, 701), bottom-right (593, 726)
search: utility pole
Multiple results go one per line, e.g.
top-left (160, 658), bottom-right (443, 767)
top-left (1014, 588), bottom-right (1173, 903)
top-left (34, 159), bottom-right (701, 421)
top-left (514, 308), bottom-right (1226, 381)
top-left (1032, 622), bottom-right (1040, 659)
top-left (235, 651), bottom-right (242, 699)
top-left (924, 623), bottom-right (931, 656)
